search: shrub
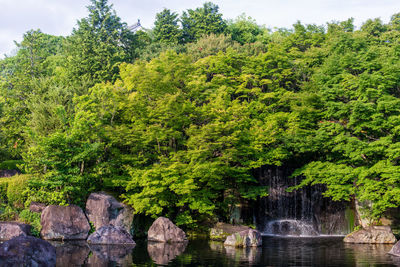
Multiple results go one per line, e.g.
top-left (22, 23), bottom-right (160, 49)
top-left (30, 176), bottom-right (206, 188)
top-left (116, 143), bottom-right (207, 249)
top-left (18, 209), bottom-right (41, 237)
top-left (6, 175), bottom-right (30, 208)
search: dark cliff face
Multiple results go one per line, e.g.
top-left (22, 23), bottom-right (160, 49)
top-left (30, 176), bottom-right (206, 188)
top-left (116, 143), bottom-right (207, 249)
top-left (253, 165), bottom-right (355, 236)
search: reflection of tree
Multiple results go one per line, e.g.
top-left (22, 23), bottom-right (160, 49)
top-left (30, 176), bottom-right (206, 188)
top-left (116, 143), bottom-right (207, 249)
top-left (87, 244), bottom-right (135, 266)
top-left (147, 241), bottom-right (188, 265)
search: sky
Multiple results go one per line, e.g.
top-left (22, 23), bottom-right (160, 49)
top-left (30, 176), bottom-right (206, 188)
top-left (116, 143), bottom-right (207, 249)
top-left (0, 0), bottom-right (400, 56)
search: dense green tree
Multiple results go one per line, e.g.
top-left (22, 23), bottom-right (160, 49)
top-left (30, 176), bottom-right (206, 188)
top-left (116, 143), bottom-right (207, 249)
top-left (153, 9), bottom-right (181, 44)
top-left (181, 2), bottom-right (227, 43)
top-left (65, 0), bottom-right (135, 85)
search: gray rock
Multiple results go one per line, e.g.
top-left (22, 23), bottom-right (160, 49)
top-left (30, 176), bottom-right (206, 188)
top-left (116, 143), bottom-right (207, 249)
top-left (0, 222), bottom-right (31, 240)
top-left (344, 226), bottom-right (397, 244)
top-left (147, 217), bottom-right (187, 243)
top-left (224, 229), bottom-right (262, 247)
top-left (210, 222), bottom-right (252, 241)
top-left (147, 241), bottom-right (187, 265)
top-left (87, 225), bottom-right (135, 245)
top-left (0, 169), bottom-right (20, 178)
top-left (29, 202), bottom-right (47, 213)
top-left (85, 192), bottom-right (134, 233)
top-left (0, 235), bottom-right (56, 266)
top-left (389, 240), bottom-right (400, 256)
top-left (41, 205), bottom-right (90, 240)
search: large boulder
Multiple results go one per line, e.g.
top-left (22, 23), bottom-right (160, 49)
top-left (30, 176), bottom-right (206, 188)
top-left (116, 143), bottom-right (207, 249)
top-left (210, 222), bottom-right (252, 241)
top-left (389, 240), bottom-right (400, 256)
top-left (224, 229), bottom-right (262, 247)
top-left (0, 222), bottom-right (31, 240)
top-left (85, 192), bottom-right (134, 233)
top-left (147, 217), bottom-right (187, 242)
top-left (0, 235), bottom-right (56, 266)
top-left (343, 226), bottom-right (396, 244)
top-left (41, 205), bottom-right (90, 240)
top-left (87, 225), bottom-right (135, 245)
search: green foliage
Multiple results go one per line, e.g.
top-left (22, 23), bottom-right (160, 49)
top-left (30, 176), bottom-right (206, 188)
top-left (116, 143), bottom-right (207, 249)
top-left (154, 9), bottom-right (181, 44)
top-left (1, 1), bottom-right (400, 228)
top-left (18, 209), bottom-right (41, 237)
top-left (181, 2), bottom-right (227, 43)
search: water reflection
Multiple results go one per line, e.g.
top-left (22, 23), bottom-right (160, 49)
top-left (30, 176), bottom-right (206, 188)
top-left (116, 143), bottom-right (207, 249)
top-left (50, 241), bottom-right (89, 267)
top-left (344, 243), bottom-right (393, 267)
top-left (209, 241), bottom-right (261, 265)
top-left (147, 241), bottom-right (188, 265)
top-left (87, 244), bottom-right (135, 266)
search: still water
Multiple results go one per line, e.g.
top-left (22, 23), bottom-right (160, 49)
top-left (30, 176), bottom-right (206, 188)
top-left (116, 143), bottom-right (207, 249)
top-left (55, 236), bottom-right (400, 266)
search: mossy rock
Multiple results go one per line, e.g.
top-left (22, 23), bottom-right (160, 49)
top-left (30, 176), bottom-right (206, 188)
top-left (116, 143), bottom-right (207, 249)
top-left (209, 222), bottom-right (252, 241)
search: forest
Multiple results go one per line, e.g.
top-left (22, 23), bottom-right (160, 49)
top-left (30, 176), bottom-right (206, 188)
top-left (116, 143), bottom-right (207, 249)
top-left (1, 0), bottom-right (400, 235)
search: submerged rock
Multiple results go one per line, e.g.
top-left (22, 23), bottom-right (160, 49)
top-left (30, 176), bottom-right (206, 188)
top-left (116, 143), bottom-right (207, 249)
top-left (0, 235), bottom-right (56, 266)
top-left (87, 225), bottom-right (135, 245)
top-left (41, 205), bottom-right (90, 240)
top-left (0, 222), bottom-right (31, 240)
top-left (147, 241), bottom-right (188, 265)
top-left (343, 226), bottom-right (396, 244)
top-left (147, 217), bottom-right (187, 242)
top-left (224, 229), bottom-right (262, 247)
top-left (210, 222), bottom-right (252, 241)
top-left (85, 192), bottom-right (134, 233)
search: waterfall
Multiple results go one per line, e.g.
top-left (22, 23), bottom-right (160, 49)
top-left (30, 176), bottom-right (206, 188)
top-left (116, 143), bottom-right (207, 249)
top-left (255, 165), bottom-right (354, 236)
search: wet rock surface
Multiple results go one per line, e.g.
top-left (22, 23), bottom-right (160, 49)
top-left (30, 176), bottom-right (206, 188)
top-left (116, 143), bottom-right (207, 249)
top-left (147, 241), bottom-right (188, 265)
top-left (0, 222), bottom-right (31, 240)
top-left (147, 217), bottom-right (187, 242)
top-left (85, 192), bottom-right (134, 233)
top-left (87, 225), bottom-right (135, 245)
top-left (41, 205), bottom-right (90, 240)
top-left (0, 235), bottom-right (56, 266)
top-left (343, 226), bottom-right (397, 244)
top-left (224, 229), bottom-right (262, 247)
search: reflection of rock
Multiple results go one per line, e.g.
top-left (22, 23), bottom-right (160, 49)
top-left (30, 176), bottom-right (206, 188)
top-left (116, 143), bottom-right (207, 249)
top-left (86, 192), bottom-right (134, 233)
top-left (50, 241), bottom-right (90, 267)
top-left (0, 236), bottom-right (56, 266)
top-left (344, 226), bottom-right (396, 244)
top-left (87, 244), bottom-right (135, 266)
top-left (224, 229), bottom-right (262, 247)
top-left (41, 205), bottom-right (90, 240)
top-left (87, 225), bottom-right (135, 245)
top-left (0, 222), bottom-right (31, 240)
top-left (148, 217), bottom-right (187, 242)
top-left (224, 245), bottom-right (261, 265)
top-left (345, 242), bottom-right (393, 265)
top-left (147, 241), bottom-right (187, 265)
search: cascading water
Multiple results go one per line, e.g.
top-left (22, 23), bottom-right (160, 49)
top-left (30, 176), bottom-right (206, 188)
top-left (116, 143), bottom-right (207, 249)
top-left (255, 165), bottom-right (354, 237)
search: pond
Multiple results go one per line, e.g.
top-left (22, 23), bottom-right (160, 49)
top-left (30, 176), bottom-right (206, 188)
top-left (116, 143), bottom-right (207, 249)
top-left (55, 236), bottom-right (399, 266)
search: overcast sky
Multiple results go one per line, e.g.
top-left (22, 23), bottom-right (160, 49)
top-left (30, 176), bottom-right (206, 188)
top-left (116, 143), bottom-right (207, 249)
top-left (1, 0), bottom-right (400, 57)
